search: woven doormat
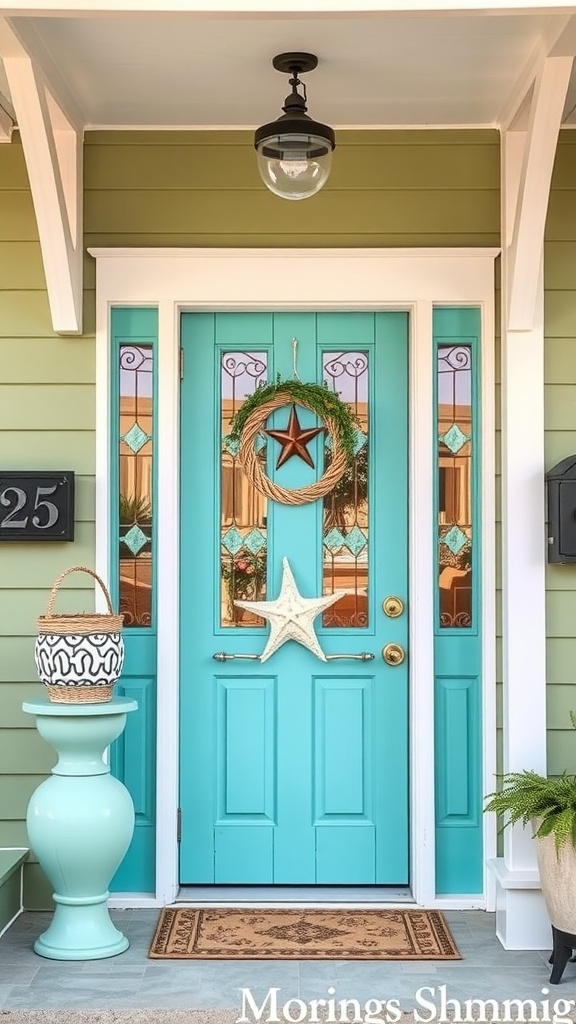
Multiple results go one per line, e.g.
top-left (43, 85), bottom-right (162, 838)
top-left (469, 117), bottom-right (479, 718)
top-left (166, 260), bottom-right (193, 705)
top-left (149, 907), bottom-right (460, 960)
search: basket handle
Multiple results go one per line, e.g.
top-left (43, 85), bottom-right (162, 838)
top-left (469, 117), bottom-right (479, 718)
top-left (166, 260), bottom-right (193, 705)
top-left (46, 566), bottom-right (115, 617)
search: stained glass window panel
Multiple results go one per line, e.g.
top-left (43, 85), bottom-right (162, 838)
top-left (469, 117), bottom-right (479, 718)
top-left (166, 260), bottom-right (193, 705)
top-left (437, 344), bottom-right (473, 628)
top-left (118, 344), bottom-right (153, 627)
top-left (322, 352), bottom-right (369, 628)
top-left (221, 352), bottom-right (268, 628)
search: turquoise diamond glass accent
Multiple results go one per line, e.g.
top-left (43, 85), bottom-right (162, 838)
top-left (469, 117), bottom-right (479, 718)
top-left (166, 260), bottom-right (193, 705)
top-left (122, 422), bottom-right (150, 454)
top-left (442, 423), bottom-right (469, 455)
top-left (222, 527), bottom-right (244, 555)
top-left (123, 524), bottom-right (148, 556)
top-left (441, 525), bottom-right (469, 555)
top-left (222, 435), bottom-right (241, 456)
top-left (344, 525), bottom-right (368, 556)
top-left (244, 529), bottom-right (266, 554)
top-left (324, 527), bottom-right (345, 553)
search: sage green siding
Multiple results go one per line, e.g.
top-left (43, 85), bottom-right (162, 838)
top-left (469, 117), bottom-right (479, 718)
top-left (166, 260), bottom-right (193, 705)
top-left (0, 136), bottom-right (97, 908)
top-left (492, 134), bottom-right (576, 784)
top-left (1, 128), bottom-right (499, 907)
top-left (545, 133), bottom-right (576, 776)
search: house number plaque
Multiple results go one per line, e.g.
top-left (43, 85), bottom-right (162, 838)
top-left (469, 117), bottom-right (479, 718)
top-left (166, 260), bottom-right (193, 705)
top-left (0, 472), bottom-right (74, 541)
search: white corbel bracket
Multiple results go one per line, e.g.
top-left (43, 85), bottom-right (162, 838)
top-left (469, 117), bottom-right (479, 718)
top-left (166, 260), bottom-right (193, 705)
top-left (0, 19), bottom-right (83, 334)
top-left (506, 56), bottom-right (573, 333)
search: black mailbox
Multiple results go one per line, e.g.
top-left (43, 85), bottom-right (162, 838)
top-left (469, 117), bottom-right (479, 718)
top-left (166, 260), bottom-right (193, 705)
top-left (546, 456), bottom-right (576, 563)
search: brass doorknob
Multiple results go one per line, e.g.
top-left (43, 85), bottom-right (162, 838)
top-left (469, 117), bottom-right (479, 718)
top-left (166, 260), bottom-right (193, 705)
top-left (382, 642), bottom-right (406, 666)
top-left (382, 596), bottom-right (404, 618)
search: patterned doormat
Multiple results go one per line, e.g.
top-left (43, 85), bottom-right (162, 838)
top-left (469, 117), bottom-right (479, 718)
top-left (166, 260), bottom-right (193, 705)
top-left (149, 907), bottom-right (460, 960)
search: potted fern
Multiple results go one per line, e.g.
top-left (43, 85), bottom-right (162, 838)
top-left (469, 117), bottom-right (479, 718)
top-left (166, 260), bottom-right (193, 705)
top-left (484, 713), bottom-right (576, 983)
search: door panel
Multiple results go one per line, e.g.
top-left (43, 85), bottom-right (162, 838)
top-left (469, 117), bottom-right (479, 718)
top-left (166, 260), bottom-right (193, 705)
top-left (179, 311), bottom-right (409, 884)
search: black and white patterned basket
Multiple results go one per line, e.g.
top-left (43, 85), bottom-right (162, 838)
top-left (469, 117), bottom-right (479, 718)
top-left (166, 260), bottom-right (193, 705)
top-left (35, 566), bottom-right (125, 704)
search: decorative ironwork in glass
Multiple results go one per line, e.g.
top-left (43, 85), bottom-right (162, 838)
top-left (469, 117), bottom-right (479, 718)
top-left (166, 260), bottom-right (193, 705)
top-left (221, 352), bottom-right (268, 627)
top-left (437, 345), bottom-right (473, 628)
top-left (118, 344), bottom-right (154, 627)
top-left (322, 352), bottom-right (369, 627)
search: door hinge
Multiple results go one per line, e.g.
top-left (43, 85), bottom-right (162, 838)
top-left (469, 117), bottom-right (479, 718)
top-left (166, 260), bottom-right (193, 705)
top-left (177, 807), bottom-right (182, 842)
top-left (180, 348), bottom-right (184, 380)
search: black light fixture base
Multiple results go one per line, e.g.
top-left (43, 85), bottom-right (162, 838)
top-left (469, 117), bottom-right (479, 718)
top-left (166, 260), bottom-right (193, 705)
top-left (255, 49), bottom-right (334, 199)
top-left (272, 52), bottom-right (318, 75)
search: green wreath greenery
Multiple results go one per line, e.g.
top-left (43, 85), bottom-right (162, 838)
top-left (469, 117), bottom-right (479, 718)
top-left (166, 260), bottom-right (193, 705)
top-left (229, 376), bottom-right (359, 462)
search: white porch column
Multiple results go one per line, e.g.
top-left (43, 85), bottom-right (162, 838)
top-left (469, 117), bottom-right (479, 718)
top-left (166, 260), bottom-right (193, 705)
top-left (491, 56), bottom-right (573, 949)
top-left (493, 256), bottom-right (550, 948)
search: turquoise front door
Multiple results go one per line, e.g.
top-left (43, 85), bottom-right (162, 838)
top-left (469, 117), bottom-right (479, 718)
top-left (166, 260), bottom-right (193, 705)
top-left (179, 311), bottom-right (409, 885)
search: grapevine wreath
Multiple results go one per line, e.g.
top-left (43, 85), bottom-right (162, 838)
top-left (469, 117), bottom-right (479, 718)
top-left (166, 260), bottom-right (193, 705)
top-left (230, 377), bottom-right (358, 506)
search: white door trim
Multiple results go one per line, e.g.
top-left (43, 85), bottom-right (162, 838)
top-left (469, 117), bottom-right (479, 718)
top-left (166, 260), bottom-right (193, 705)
top-left (91, 246), bottom-right (498, 909)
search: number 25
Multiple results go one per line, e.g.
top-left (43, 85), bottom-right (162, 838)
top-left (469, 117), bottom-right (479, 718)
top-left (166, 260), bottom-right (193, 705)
top-left (0, 485), bottom-right (60, 529)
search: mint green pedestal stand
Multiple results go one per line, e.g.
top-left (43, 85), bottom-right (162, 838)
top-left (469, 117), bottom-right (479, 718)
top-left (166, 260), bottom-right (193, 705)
top-left (22, 696), bottom-right (138, 960)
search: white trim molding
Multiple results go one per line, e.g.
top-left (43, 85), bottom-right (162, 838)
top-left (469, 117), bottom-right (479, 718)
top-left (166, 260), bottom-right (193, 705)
top-left (90, 246), bottom-right (498, 910)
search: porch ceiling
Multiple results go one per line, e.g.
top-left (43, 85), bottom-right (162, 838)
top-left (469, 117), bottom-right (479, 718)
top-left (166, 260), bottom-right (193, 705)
top-left (1, 5), bottom-right (576, 130)
top-left (2, 2), bottom-right (576, 337)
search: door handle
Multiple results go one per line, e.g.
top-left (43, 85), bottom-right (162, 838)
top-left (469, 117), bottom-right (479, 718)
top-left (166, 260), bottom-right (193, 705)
top-left (382, 643), bottom-right (406, 666)
top-left (325, 652), bottom-right (375, 661)
top-left (213, 652), bottom-right (261, 661)
top-left (213, 651), bottom-right (375, 662)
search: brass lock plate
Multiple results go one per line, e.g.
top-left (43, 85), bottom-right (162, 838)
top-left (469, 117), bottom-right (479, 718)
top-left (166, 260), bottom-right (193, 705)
top-left (382, 596), bottom-right (404, 618)
top-left (382, 642), bottom-right (406, 666)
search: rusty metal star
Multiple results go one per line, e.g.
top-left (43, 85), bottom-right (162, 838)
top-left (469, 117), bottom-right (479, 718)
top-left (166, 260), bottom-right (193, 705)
top-left (264, 404), bottom-right (325, 469)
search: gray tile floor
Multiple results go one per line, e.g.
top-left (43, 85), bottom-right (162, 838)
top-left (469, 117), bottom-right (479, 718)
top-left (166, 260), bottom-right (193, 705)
top-left (0, 910), bottom-right (573, 1013)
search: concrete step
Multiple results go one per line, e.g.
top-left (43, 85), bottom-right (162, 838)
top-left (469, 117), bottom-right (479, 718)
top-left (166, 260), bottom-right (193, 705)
top-left (0, 847), bottom-right (29, 937)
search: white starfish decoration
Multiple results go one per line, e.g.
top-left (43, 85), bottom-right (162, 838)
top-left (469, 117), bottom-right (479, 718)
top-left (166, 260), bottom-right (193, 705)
top-left (234, 557), bottom-right (345, 662)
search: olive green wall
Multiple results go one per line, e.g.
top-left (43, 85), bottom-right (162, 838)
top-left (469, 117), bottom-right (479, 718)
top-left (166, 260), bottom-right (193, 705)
top-left (83, 129), bottom-right (499, 250)
top-left (545, 133), bottom-right (576, 775)
top-left (1, 128), bottom-right (499, 908)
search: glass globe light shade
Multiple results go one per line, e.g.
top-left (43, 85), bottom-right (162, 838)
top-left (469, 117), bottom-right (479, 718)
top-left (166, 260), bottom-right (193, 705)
top-left (256, 133), bottom-right (333, 201)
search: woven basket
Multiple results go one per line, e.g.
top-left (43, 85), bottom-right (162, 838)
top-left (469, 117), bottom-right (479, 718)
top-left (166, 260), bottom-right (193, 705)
top-left (44, 683), bottom-right (116, 704)
top-left (37, 566), bottom-right (123, 635)
top-left (35, 566), bottom-right (124, 705)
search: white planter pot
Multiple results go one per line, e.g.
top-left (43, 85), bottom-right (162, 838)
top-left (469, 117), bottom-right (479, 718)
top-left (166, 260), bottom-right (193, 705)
top-left (533, 825), bottom-right (576, 933)
top-left (35, 632), bottom-right (125, 692)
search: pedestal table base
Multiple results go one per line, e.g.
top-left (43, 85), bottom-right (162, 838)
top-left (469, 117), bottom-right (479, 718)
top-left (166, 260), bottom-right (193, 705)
top-left (23, 696), bottom-right (138, 960)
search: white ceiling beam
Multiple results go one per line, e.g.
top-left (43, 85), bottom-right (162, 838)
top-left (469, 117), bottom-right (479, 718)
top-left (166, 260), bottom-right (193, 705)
top-left (506, 55), bottom-right (573, 333)
top-left (4, 17), bottom-right (85, 129)
top-left (1, 1), bottom-right (576, 11)
top-left (550, 12), bottom-right (576, 57)
top-left (497, 12), bottom-right (575, 131)
top-left (1, 26), bottom-right (83, 334)
top-left (497, 51), bottom-right (539, 133)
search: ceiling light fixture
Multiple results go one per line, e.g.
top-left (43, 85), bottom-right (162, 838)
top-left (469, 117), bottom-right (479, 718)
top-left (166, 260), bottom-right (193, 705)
top-left (254, 52), bottom-right (335, 201)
